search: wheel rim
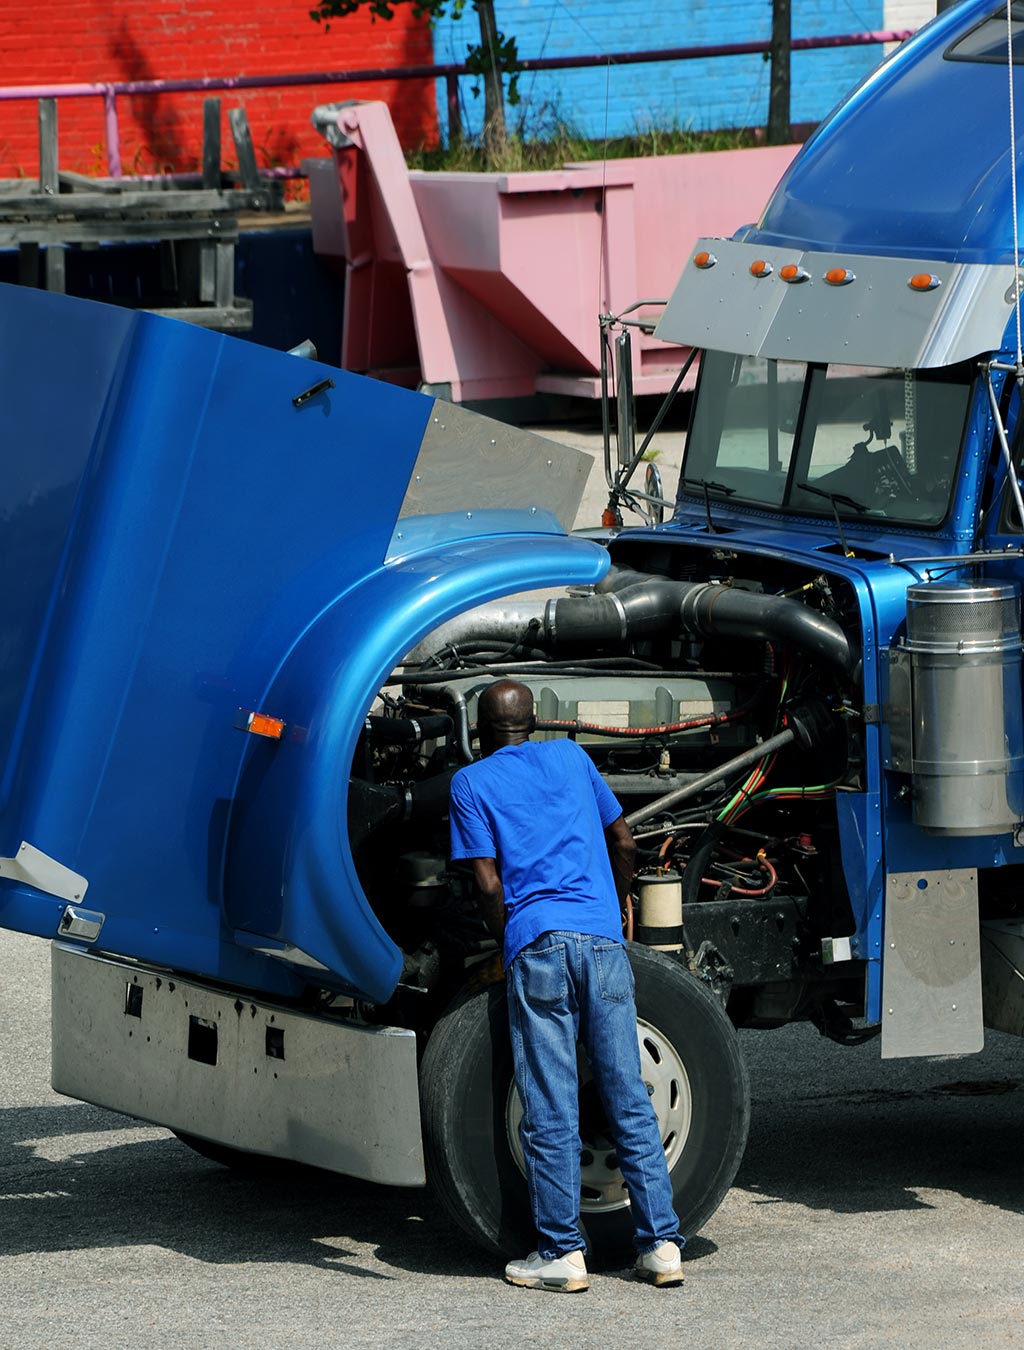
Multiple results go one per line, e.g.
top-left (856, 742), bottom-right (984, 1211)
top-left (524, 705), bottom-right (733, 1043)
top-left (504, 1017), bottom-right (693, 1212)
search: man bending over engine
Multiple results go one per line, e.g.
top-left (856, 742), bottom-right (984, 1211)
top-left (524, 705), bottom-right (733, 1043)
top-left (448, 679), bottom-right (683, 1292)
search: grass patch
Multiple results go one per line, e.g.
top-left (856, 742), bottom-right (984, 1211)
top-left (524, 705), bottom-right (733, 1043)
top-left (405, 121), bottom-right (762, 173)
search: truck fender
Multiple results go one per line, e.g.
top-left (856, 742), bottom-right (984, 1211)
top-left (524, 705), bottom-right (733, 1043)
top-left (222, 529), bottom-right (609, 1003)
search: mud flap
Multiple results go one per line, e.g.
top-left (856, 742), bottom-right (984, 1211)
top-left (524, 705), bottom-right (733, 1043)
top-left (880, 868), bottom-right (983, 1059)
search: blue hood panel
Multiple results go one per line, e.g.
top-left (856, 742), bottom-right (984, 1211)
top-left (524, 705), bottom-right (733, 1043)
top-left (0, 286), bottom-right (606, 1000)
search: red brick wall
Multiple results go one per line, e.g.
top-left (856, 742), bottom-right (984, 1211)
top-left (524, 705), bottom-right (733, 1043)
top-left (0, 1), bottom-right (437, 179)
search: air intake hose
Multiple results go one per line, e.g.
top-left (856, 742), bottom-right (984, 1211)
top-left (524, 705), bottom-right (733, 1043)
top-left (679, 583), bottom-right (852, 676)
top-left (406, 568), bottom-right (853, 678)
top-left (365, 713), bottom-right (453, 744)
top-left (546, 573), bottom-right (852, 676)
top-left (545, 578), bottom-right (696, 645)
top-left (348, 770), bottom-right (456, 852)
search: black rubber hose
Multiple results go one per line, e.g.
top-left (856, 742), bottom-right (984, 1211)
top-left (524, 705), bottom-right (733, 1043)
top-left (388, 660), bottom-right (671, 685)
top-left (618, 580), bottom-right (701, 637)
top-left (364, 713), bottom-right (453, 744)
top-left (544, 592), bottom-right (630, 644)
top-left (550, 569), bottom-right (853, 675)
top-left (347, 770), bottom-right (456, 852)
top-left (453, 644), bottom-right (552, 663)
top-left (680, 583), bottom-right (853, 676)
top-left (595, 563), bottom-right (660, 594)
top-left (547, 579), bottom-right (697, 644)
top-left (681, 819), bottom-right (729, 908)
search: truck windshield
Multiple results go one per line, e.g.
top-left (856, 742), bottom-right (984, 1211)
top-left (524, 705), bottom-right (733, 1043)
top-left (681, 353), bottom-right (974, 527)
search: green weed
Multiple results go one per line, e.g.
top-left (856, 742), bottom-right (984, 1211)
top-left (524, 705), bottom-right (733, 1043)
top-left (405, 117), bottom-right (760, 173)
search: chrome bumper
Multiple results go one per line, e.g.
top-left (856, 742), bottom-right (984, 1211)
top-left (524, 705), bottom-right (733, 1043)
top-left (51, 942), bottom-right (425, 1185)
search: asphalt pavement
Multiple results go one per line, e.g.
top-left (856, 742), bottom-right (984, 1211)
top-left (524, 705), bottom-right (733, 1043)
top-left (3, 927), bottom-right (1024, 1349)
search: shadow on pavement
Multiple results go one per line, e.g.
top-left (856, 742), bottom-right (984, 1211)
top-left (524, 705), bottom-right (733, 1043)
top-left (0, 1100), bottom-right (484, 1274)
top-left (4, 1065), bottom-right (1022, 1275)
top-left (736, 1072), bottom-right (1024, 1216)
top-left (0, 1100), bottom-right (713, 1275)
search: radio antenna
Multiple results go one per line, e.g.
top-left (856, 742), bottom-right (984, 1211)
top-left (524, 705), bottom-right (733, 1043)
top-left (1007, 0), bottom-right (1023, 376)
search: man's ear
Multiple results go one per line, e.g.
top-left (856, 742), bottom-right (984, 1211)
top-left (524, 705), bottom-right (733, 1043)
top-left (528, 713), bottom-right (538, 734)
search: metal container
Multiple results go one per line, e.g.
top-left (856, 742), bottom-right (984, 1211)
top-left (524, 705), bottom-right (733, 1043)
top-left (636, 872), bottom-right (684, 952)
top-left (905, 581), bottom-right (1024, 835)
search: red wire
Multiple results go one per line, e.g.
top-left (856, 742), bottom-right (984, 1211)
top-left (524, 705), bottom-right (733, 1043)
top-left (699, 855), bottom-right (778, 897)
top-left (537, 709), bottom-right (742, 737)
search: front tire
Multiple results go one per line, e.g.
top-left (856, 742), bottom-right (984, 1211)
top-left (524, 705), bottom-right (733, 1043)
top-left (419, 943), bottom-right (750, 1262)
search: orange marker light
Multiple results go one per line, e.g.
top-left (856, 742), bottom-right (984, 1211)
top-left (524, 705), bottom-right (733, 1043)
top-left (780, 263), bottom-right (809, 283)
top-left (749, 258), bottom-right (773, 278)
top-left (909, 272), bottom-right (940, 291)
top-left (237, 709), bottom-right (286, 740)
top-left (693, 250), bottom-right (717, 269)
top-left (824, 267), bottom-right (855, 286)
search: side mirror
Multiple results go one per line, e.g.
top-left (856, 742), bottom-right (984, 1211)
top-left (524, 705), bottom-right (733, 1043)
top-left (615, 331), bottom-right (636, 471)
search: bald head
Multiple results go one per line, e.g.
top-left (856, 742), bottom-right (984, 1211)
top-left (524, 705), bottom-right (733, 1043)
top-left (477, 680), bottom-right (536, 753)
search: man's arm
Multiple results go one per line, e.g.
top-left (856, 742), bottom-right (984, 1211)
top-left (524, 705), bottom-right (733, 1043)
top-left (604, 814), bottom-right (637, 907)
top-left (470, 856), bottom-right (506, 946)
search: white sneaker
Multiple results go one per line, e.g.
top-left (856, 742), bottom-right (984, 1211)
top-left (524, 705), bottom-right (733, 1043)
top-left (504, 1250), bottom-right (589, 1292)
top-left (634, 1240), bottom-right (684, 1287)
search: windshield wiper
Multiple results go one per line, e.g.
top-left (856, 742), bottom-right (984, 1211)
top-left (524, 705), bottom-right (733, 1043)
top-left (796, 482), bottom-right (868, 514)
top-left (796, 481), bottom-right (867, 557)
top-left (681, 477), bottom-right (736, 497)
top-left (680, 478), bottom-right (735, 534)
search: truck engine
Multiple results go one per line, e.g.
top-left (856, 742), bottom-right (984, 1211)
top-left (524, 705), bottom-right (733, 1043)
top-left (349, 545), bottom-right (864, 1041)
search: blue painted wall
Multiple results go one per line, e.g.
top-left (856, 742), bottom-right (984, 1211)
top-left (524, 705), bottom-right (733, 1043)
top-left (433, 0), bottom-right (888, 143)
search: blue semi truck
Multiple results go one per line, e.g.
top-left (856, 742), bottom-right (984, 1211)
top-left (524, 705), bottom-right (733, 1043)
top-left (4, 0), bottom-right (1024, 1261)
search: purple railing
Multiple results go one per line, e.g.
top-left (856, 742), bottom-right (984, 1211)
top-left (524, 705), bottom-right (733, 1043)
top-left (0, 30), bottom-right (915, 179)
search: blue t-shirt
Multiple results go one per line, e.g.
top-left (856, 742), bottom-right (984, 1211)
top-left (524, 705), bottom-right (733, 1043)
top-left (449, 738), bottom-right (625, 963)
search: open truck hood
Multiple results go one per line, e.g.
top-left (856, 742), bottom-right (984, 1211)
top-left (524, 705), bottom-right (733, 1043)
top-left (0, 286), bottom-right (607, 1001)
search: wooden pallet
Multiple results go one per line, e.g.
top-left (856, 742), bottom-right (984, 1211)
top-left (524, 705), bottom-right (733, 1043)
top-left (4, 98), bottom-right (283, 331)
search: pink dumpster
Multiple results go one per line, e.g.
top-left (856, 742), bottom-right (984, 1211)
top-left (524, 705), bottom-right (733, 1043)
top-left (307, 101), bottom-right (800, 402)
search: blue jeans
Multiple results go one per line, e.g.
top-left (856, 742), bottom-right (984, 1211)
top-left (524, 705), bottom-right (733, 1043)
top-left (507, 931), bottom-right (682, 1260)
